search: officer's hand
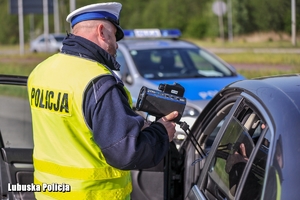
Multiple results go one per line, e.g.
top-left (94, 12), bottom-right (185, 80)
top-left (157, 111), bottom-right (178, 142)
top-left (141, 120), bottom-right (151, 130)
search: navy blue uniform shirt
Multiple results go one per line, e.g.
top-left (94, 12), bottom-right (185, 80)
top-left (61, 34), bottom-right (170, 170)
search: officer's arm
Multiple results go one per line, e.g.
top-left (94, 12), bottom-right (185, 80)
top-left (83, 77), bottom-right (170, 170)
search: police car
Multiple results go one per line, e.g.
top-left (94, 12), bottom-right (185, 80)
top-left (115, 29), bottom-right (245, 145)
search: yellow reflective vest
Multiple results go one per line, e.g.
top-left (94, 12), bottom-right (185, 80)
top-left (27, 53), bottom-right (132, 200)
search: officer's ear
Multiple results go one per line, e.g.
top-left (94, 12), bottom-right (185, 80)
top-left (97, 23), bottom-right (106, 40)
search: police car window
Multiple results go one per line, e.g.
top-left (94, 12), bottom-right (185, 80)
top-left (188, 51), bottom-right (215, 71)
top-left (131, 48), bottom-right (234, 79)
top-left (116, 50), bottom-right (129, 76)
top-left (0, 84), bottom-right (33, 148)
top-left (130, 50), bottom-right (155, 77)
top-left (131, 49), bottom-right (186, 79)
top-left (189, 49), bottom-right (233, 77)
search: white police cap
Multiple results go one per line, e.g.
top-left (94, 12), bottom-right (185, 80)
top-left (66, 2), bottom-right (124, 41)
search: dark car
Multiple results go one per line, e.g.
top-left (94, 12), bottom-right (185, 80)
top-left (0, 74), bottom-right (299, 200)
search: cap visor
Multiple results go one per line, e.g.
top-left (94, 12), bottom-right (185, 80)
top-left (113, 23), bottom-right (124, 41)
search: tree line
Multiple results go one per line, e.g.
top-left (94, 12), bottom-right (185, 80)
top-left (0, 0), bottom-right (299, 44)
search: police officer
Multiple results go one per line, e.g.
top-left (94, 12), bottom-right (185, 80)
top-left (27, 2), bottom-right (178, 200)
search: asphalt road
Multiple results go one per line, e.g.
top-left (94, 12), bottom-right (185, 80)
top-left (0, 95), bottom-right (33, 148)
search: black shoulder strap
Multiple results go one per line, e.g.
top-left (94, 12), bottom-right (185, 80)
top-left (83, 74), bottom-right (128, 106)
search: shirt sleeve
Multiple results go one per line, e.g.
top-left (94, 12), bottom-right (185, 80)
top-left (83, 75), bottom-right (170, 170)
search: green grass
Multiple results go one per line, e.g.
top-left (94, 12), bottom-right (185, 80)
top-left (217, 53), bottom-right (300, 66)
top-left (185, 33), bottom-right (299, 48)
top-left (188, 39), bottom-right (297, 48)
top-left (217, 53), bottom-right (300, 79)
top-left (0, 54), bottom-right (48, 76)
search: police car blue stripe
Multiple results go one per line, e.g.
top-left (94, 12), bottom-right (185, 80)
top-left (148, 75), bottom-right (244, 100)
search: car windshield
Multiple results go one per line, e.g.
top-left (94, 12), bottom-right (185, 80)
top-left (54, 36), bottom-right (65, 42)
top-left (130, 48), bottom-right (234, 79)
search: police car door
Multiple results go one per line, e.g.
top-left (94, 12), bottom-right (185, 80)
top-left (0, 75), bottom-right (34, 200)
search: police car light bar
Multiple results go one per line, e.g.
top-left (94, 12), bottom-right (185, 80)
top-left (123, 29), bottom-right (181, 39)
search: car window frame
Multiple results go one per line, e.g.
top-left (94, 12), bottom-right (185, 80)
top-left (0, 75), bottom-right (34, 199)
top-left (187, 91), bottom-right (274, 200)
top-left (238, 92), bottom-right (275, 199)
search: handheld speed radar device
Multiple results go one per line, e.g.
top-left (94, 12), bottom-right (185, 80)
top-left (136, 83), bottom-right (207, 160)
top-left (136, 83), bottom-right (186, 123)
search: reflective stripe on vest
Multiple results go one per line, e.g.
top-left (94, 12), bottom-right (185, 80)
top-left (34, 157), bottom-right (129, 180)
top-left (34, 177), bottom-right (132, 200)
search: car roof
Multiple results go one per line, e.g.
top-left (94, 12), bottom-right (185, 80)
top-left (228, 74), bottom-right (300, 108)
top-left (118, 38), bottom-right (199, 50)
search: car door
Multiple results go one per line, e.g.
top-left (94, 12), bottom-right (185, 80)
top-left (130, 141), bottom-right (184, 200)
top-left (0, 75), bottom-right (34, 200)
top-left (183, 89), bottom-right (273, 200)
